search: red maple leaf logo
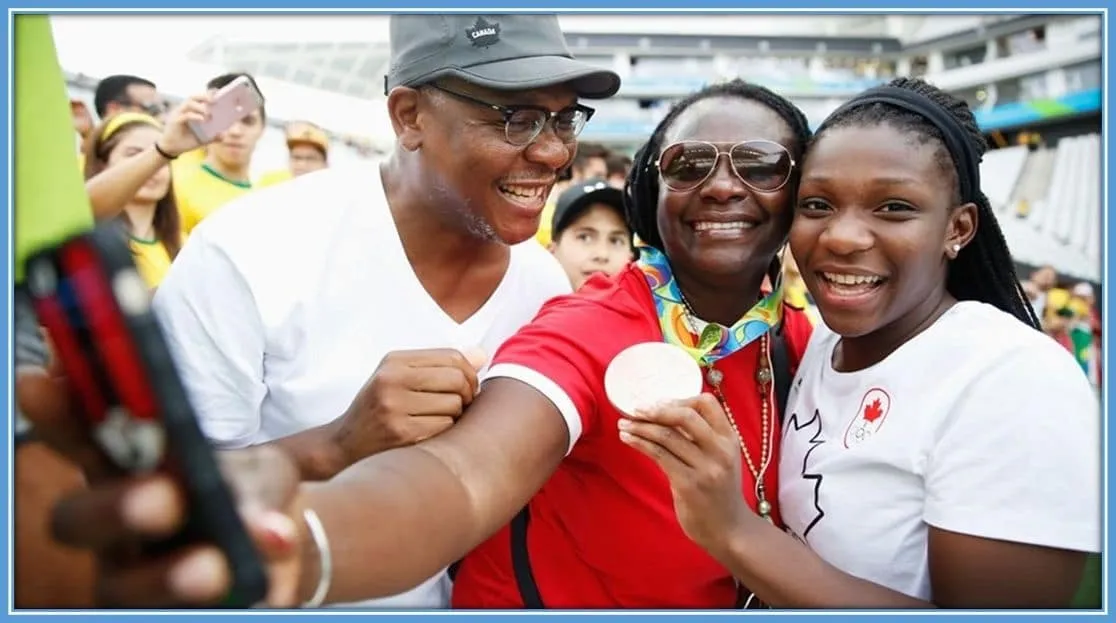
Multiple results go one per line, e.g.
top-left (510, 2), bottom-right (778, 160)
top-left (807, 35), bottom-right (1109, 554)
top-left (863, 398), bottom-right (883, 422)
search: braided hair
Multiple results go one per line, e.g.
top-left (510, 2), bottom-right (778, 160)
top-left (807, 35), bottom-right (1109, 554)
top-left (623, 79), bottom-right (813, 251)
top-left (813, 77), bottom-right (1041, 329)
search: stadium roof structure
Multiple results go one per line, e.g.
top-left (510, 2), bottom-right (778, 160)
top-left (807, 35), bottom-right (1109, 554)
top-left (182, 15), bottom-right (1022, 102)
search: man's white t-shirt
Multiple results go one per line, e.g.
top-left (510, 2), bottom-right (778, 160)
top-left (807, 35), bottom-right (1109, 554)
top-left (779, 301), bottom-right (1101, 602)
top-left (152, 162), bottom-right (572, 608)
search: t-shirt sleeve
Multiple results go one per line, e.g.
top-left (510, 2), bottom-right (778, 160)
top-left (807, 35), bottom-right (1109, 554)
top-left (923, 341), bottom-right (1101, 553)
top-left (152, 232), bottom-right (268, 449)
top-left (173, 178), bottom-right (200, 234)
top-left (483, 296), bottom-right (619, 455)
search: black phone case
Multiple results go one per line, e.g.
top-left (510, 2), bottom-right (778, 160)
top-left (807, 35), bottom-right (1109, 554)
top-left (24, 224), bottom-right (269, 608)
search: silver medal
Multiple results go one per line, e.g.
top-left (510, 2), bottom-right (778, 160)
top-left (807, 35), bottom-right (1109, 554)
top-left (604, 342), bottom-right (704, 417)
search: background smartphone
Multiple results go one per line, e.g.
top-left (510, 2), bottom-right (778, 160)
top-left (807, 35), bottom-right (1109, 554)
top-left (24, 224), bottom-right (269, 608)
top-left (188, 75), bottom-right (264, 144)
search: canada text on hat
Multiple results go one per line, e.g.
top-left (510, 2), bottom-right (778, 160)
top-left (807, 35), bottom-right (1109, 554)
top-left (384, 14), bottom-right (620, 99)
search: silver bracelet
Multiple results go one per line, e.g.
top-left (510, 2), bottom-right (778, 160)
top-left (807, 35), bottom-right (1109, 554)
top-left (301, 507), bottom-right (332, 608)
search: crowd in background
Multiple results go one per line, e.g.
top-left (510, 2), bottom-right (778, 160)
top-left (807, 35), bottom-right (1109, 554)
top-left (69, 72), bottom-right (331, 289)
top-left (68, 70), bottom-right (1096, 387)
top-left (72, 70), bottom-right (736, 339)
top-left (1022, 265), bottom-right (1102, 386)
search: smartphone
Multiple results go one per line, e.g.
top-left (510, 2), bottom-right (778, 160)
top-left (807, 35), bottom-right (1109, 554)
top-left (188, 75), bottom-right (264, 144)
top-left (24, 224), bottom-right (269, 608)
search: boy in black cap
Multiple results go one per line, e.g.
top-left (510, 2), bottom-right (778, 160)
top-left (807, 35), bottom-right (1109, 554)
top-left (548, 177), bottom-right (634, 289)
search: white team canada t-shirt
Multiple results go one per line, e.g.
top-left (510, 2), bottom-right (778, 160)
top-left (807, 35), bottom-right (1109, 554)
top-left (779, 301), bottom-right (1101, 602)
top-left (152, 162), bottom-right (572, 608)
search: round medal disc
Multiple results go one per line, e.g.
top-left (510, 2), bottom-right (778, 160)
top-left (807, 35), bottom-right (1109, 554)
top-left (604, 342), bottom-right (704, 417)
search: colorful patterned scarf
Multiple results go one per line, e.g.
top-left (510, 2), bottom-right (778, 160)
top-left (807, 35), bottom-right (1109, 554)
top-left (635, 244), bottom-right (784, 366)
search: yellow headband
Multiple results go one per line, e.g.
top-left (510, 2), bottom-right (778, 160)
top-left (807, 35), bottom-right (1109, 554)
top-left (100, 112), bottom-right (162, 142)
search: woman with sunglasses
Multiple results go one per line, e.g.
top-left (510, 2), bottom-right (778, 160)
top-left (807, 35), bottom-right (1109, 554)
top-left (439, 79), bottom-right (815, 609)
top-left (620, 78), bottom-right (1101, 608)
top-left (29, 80), bottom-right (815, 609)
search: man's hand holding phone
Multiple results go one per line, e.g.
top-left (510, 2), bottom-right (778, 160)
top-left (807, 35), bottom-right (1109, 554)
top-left (16, 343), bottom-right (489, 608)
top-left (23, 227), bottom-right (276, 606)
top-left (17, 363), bottom-right (304, 607)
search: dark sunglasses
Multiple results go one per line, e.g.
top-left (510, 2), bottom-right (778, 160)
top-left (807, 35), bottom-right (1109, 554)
top-left (656, 140), bottom-right (796, 193)
top-left (427, 84), bottom-right (595, 147)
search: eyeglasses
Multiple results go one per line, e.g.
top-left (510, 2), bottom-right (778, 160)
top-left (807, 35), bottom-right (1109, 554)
top-left (427, 84), bottom-right (595, 147)
top-left (118, 98), bottom-right (168, 117)
top-left (656, 140), bottom-right (796, 193)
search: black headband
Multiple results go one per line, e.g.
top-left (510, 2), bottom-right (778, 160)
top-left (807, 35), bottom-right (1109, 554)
top-left (823, 85), bottom-right (981, 203)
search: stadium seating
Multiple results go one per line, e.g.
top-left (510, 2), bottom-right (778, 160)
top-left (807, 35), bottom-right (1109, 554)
top-left (993, 134), bottom-right (1100, 282)
top-left (980, 144), bottom-right (1029, 212)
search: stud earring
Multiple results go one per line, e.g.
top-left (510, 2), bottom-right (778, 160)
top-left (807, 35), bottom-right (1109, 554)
top-left (952, 244), bottom-right (961, 252)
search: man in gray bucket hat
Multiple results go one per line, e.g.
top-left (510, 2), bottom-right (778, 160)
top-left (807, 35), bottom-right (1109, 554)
top-left (386, 14), bottom-right (620, 98)
top-left (28, 12), bottom-right (622, 610)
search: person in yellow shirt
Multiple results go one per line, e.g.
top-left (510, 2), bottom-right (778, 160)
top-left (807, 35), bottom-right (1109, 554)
top-left (1045, 286), bottom-right (1071, 320)
top-left (81, 91), bottom-right (215, 288)
top-left (171, 145), bottom-right (207, 179)
top-left (174, 72), bottom-right (267, 233)
top-left (286, 120), bottom-right (330, 177)
top-left (1039, 280), bottom-right (1096, 318)
top-left (257, 120), bottom-right (330, 187)
top-left (254, 165), bottom-right (291, 188)
top-left (82, 112), bottom-right (187, 288)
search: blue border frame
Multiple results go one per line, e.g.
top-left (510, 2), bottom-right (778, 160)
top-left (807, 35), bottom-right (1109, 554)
top-left (2, 3), bottom-right (1109, 620)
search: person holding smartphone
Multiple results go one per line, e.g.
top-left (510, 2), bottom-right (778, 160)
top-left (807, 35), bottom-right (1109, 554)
top-left (26, 75), bottom-right (822, 609)
top-left (82, 95), bottom-right (212, 221)
top-left (142, 13), bottom-right (618, 609)
top-left (172, 73), bottom-right (267, 233)
top-left (80, 111), bottom-right (194, 289)
top-left (27, 77), bottom-right (1099, 610)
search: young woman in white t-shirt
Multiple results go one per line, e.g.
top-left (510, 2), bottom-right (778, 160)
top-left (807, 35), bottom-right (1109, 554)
top-left (619, 77), bottom-right (1101, 608)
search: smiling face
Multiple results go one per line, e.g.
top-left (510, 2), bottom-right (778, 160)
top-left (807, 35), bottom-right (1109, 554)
top-left (105, 124), bottom-right (170, 204)
top-left (655, 97), bottom-right (797, 287)
top-left (549, 203), bottom-right (633, 289)
top-left (790, 122), bottom-right (977, 340)
top-left (391, 79), bottom-right (580, 246)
